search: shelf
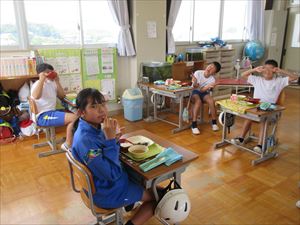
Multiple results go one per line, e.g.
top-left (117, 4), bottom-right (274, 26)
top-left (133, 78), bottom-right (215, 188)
top-left (0, 75), bottom-right (38, 81)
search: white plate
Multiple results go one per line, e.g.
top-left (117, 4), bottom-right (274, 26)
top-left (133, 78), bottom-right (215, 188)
top-left (126, 135), bottom-right (154, 146)
top-left (120, 143), bottom-right (132, 148)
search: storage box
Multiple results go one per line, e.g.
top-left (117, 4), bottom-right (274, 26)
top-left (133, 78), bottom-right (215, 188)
top-left (186, 48), bottom-right (203, 61)
top-left (142, 62), bottom-right (172, 82)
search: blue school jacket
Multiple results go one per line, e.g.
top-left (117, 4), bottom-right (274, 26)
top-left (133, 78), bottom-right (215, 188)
top-left (72, 118), bottom-right (143, 208)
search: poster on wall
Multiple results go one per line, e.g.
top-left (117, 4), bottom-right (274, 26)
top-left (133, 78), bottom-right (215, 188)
top-left (101, 78), bottom-right (115, 100)
top-left (68, 57), bottom-right (81, 73)
top-left (85, 54), bottom-right (99, 77)
top-left (101, 48), bottom-right (114, 74)
top-left (39, 49), bottom-right (82, 93)
top-left (81, 48), bottom-right (117, 101)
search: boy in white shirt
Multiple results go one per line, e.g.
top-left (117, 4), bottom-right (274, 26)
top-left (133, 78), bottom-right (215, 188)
top-left (31, 63), bottom-right (78, 151)
top-left (191, 61), bottom-right (221, 135)
top-left (231, 59), bottom-right (298, 152)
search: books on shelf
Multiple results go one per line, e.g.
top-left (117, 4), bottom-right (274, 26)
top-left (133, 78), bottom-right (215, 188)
top-left (0, 57), bottom-right (37, 77)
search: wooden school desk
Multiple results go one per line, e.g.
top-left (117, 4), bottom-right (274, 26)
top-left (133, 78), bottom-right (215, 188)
top-left (214, 103), bottom-right (285, 165)
top-left (120, 129), bottom-right (198, 201)
top-left (139, 82), bottom-right (193, 133)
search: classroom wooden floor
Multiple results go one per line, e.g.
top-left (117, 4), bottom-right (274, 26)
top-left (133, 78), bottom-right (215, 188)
top-left (1, 88), bottom-right (299, 225)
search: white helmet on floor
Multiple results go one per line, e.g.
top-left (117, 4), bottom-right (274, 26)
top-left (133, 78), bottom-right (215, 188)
top-left (218, 111), bottom-right (235, 127)
top-left (155, 189), bottom-right (191, 224)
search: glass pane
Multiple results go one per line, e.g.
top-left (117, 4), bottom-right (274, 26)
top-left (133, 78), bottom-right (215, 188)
top-left (24, 0), bottom-right (80, 45)
top-left (193, 0), bottom-right (220, 41)
top-left (0, 1), bottom-right (19, 46)
top-left (81, 0), bottom-right (119, 44)
top-left (222, 0), bottom-right (247, 40)
top-left (173, 0), bottom-right (193, 42)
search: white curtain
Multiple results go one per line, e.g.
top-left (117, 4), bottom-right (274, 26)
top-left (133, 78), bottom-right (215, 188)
top-left (245, 0), bottom-right (265, 43)
top-left (167, 0), bottom-right (182, 54)
top-left (108, 0), bottom-right (135, 56)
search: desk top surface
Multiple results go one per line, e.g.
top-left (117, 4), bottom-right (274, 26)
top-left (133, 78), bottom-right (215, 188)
top-left (139, 83), bottom-right (194, 93)
top-left (245, 105), bottom-right (285, 116)
top-left (121, 129), bottom-right (199, 180)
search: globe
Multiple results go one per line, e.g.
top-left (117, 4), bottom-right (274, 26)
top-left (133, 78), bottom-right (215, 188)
top-left (244, 41), bottom-right (265, 61)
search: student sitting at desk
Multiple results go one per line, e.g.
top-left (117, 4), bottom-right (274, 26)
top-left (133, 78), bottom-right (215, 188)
top-left (72, 88), bottom-right (156, 225)
top-left (231, 59), bottom-right (298, 152)
top-left (191, 61), bottom-right (221, 135)
top-left (31, 63), bottom-right (78, 151)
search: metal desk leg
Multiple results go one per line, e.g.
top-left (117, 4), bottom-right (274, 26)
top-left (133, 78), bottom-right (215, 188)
top-left (153, 93), bottom-right (158, 121)
top-left (261, 118), bottom-right (268, 154)
top-left (145, 85), bottom-right (150, 118)
top-left (214, 111), bottom-right (230, 148)
top-left (172, 94), bottom-right (191, 134)
top-left (178, 94), bottom-right (183, 129)
top-left (252, 118), bottom-right (278, 165)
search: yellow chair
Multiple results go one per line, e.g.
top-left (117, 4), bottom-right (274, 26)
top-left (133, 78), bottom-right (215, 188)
top-left (28, 97), bottom-right (65, 157)
top-left (65, 151), bottom-right (123, 225)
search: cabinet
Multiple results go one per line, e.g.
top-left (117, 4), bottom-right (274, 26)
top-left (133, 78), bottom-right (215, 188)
top-left (0, 75), bottom-right (38, 91)
top-left (172, 60), bottom-right (205, 81)
top-left (200, 48), bottom-right (235, 99)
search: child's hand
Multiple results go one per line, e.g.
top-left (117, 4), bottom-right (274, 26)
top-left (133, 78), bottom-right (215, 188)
top-left (116, 126), bottom-right (125, 140)
top-left (255, 66), bottom-right (264, 73)
top-left (272, 67), bottom-right (281, 73)
top-left (54, 75), bottom-right (60, 83)
top-left (102, 117), bottom-right (118, 140)
top-left (206, 83), bottom-right (216, 89)
top-left (191, 74), bottom-right (197, 85)
top-left (39, 72), bottom-right (47, 81)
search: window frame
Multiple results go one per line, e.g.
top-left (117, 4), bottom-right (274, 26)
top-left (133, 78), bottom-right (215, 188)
top-left (0, 0), bottom-right (118, 51)
top-left (174, 0), bottom-right (248, 45)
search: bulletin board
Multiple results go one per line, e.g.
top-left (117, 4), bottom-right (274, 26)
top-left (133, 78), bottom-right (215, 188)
top-left (38, 49), bottom-right (82, 93)
top-left (81, 48), bottom-right (118, 102)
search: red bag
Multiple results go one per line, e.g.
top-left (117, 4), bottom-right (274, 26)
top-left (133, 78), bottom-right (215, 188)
top-left (0, 121), bottom-right (16, 144)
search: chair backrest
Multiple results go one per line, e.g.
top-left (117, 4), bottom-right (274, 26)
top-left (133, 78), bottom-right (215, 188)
top-left (65, 151), bottom-right (117, 218)
top-left (276, 90), bottom-right (285, 106)
top-left (65, 151), bottom-right (97, 210)
top-left (28, 96), bottom-right (39, 115)
top-left (66, 151), bottom-right (96, 193)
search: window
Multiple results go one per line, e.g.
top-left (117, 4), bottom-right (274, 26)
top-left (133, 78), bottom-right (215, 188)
top-left (222, 0), bottom-right (247, 40)
top-left (193, 0), bottom-right (220, 41)
top-left (81, 0), bottom-right (119, 44)
top-left (173, 0), bottom-right (193, 42)
top-left (24, 0), bottom-right (81, 45)
top-left (1, 0), bottom-right (119, 49)
top-left (173, 0), bottom-right (248, 42)
top-left (0, 1), bottom-right (19, 46)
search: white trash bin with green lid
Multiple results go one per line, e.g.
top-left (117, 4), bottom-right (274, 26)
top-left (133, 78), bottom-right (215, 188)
top-left (122, 88), bottom-right (144, 121)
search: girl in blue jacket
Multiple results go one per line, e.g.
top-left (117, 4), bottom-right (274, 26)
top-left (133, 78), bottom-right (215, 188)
top-left (72, 88), bottom-right (155, 225)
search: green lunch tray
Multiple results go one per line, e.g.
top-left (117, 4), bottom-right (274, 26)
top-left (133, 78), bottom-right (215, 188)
top-left (123, 143), bottom-right (164, 161)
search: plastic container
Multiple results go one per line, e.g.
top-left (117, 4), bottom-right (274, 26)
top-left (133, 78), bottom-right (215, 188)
top-left (186, 47), bottom-right (203, 61)
top-left (142, 62), bottom-right (172, 82)
top-left (122, 88), bottom-right (144, 121)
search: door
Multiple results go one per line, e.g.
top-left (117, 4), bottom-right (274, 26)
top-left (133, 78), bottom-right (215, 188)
top-left (282, 6), bottom-right (300, 72)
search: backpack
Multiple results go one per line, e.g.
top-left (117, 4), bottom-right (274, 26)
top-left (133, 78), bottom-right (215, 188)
top-left (0, 120), bottom-right (16, 144)
top-left (0, 88), bottom-right (21, 122)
